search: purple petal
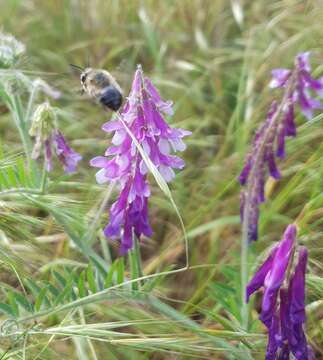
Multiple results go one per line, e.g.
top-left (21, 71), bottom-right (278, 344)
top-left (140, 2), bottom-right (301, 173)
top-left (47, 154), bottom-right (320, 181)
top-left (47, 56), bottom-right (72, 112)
top-left (90, 156), bottom-right (109, 167)
top-left (144, 77), bottom-right (162, 104)
top-left (53, 131), bottom-right (82, 174)
top-left (158, 138), bottom-right (171, 155)
top-left (247, 203), bottom-right (259, 242)
top-left (102, 120), bottom-right (123, 133)
top-left (139, 159), bottom-right (148, 175)
top-left (290, 246), bottom-right (308, 324)
top-left (95, 168), bottom-right (109, 184)
top-left (269, 69), bottom-right (292, 88)
top-left (284, 103), bottom-right (296, 137)
top-left (258, 170), bottom-right (265, 203)
top-left (159, 165), bottom-right (175, 182)
top-left (116, 154), bottom-right (130, 172)
top-left (170, 128), bottom-right (192, 138)
top-left (265, 311), bottom-right (280, 360)
top-left (261, 224), bottom-right (296, 326)
top-left (169, 137), bottom-right (186, 152)
top-left (167, 155), bottom-right (185, 169)
top-left (158, 100), bottom-right (174, 116)
top-left (246, 245), bottom-right (278, 302)
top-left (301, 71), bottom-right (323, 96)
top-left (280, 288), bottom-right (292, 348)
top-left (105, 146), bottom-right (120, 156)
top-left (239, 157), bottom-right (252, 185)
top-left (119, 215), bottom-right (133, 255)
top-left (267, 150), bottom-right (281, 179)
top-left (112, 130), bottom-right (127, 145)
top-left (296, 52), bottom-right (311, 72)
top-left (276, 126), bottom-right (286, 159)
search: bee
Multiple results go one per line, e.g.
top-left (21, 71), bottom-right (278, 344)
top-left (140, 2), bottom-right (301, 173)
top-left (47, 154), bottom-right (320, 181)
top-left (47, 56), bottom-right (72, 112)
top-left (71, 64), bottom-right (123, 111)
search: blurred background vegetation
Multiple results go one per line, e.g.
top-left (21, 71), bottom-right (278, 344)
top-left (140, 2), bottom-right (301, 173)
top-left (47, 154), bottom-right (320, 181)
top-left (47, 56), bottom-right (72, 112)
top-left (0, 0), bottom-right (322, 359)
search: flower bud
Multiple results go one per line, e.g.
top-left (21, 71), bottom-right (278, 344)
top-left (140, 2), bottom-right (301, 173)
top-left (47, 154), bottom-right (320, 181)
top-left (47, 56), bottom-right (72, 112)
top-left (0, 32), bottom-right (25, 68)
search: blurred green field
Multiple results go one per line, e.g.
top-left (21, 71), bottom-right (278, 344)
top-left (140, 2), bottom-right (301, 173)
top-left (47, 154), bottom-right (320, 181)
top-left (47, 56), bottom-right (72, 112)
top-left (0, 0), bottom-right (322, 359)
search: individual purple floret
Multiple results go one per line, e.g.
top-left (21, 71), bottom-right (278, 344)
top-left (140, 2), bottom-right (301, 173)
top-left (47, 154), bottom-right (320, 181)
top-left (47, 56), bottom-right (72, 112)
top-left (30, 102), bottom-right (82, 174)
top-left (53, 131), bottom-right (82, 173)
top-left (90, 65), bottom-right (191, 254)
top-left (246, 225), bottom-right (313, 360)
top-left (240, 52), bottom-right (323, 241)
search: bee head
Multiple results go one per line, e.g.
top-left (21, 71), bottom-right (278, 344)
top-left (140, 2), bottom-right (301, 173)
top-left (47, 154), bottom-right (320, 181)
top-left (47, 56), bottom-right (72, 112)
top-left (80, 73), bottom-right (87, 84)
top-left (80, 68), bottom-right (92, 85)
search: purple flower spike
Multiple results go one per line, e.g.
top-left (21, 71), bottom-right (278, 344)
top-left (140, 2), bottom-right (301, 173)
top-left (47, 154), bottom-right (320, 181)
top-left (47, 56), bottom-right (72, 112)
top-left (240, 52), bottom-right (323, 241)
top-left (247, 225), bottom-right (313, 360)
top-left (91, 65), bottom-right (190, 253)
top-left (239, 101), bottom-right (280, 241)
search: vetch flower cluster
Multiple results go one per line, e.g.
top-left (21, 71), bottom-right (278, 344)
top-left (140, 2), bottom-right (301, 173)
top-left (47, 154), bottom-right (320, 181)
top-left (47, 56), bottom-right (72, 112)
top-left (90, 65), bottom-right (191, 254)
top-left (240, 52), bottom-right (323, 241)
top-left (0, 31), bottom-right (25, 68)
top-left (29, 102), bottom-right (82, 173)
top-left (246, 225), bottom-right (313, 360)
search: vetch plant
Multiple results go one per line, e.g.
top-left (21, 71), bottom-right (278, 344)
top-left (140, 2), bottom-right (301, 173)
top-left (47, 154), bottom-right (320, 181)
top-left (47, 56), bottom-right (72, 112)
top-left (239, 53), bottom-right (323, 330)
top-left (90, 65), bottom-right (191, 254)
top-left (240, 52), bottom-right (323, 243)
top-left (29, 101), bottom-right (82, 173)
top-left (246, 225), bottom-right (314, 360)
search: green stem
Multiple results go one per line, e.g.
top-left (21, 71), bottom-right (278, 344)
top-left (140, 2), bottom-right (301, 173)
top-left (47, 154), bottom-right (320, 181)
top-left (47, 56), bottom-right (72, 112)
top-left (11, 95), bottom-right (32, 164)
top-left (134, 235), bottom-right (143, 279)
top-left (10, 94), bottom-right (40, 185)
top-left (128, 235), bottom-right (143, 290)
top-left (0, 188), bottom-right (44, 196)
top-left (40, 161), bottom-right (48, 193)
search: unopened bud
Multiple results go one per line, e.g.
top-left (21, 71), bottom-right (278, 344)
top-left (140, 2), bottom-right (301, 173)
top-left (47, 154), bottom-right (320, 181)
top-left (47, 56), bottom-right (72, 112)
top-left (0, 32), bottom-right (25, 68)
top-left (29, 102), bottom-right (56, 138)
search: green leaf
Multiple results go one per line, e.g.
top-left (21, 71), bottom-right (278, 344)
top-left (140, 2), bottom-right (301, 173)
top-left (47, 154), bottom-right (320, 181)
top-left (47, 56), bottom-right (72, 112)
top-left (35, 287), bottom-right (48, 312)
top-left (7, 291), bottom-right (19, 317)
top-left (77, 270), bottom-right (87, 298)
top-left (52, 270), bottom-right (67, 288)
top-left (6, 166), bottom-right (18, 188)
top-left (25, 278), bottom-right (42, 297)
top-left (90, 255), bottom-right (107, 279)
top-left (44, 282), bottom-right (60, 299)
top-left (0, 169), bottom-right (10, 189)
top-left (86, 264), bottom-right (97, 294)
top-left (16, 157), bottom-right (30, 187)
top-left (14, 291), bottom-right (33, 313)
top-left (54, 280), bottom-right (73, 305)
top-left (116, 258), bottom-right (124, 285)
top-left (104, 260), bottom-right (118, 288)
top-left (0, 302), bottom-right (14, 316)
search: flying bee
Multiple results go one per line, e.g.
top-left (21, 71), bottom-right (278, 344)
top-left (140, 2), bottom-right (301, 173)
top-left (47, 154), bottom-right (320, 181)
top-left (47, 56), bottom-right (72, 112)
top-left (71, 64), bottom-right (123, 111)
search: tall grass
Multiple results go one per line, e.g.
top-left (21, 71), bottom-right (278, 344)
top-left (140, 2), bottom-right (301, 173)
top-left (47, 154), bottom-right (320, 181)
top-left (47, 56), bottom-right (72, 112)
top-left (0, 1), bottom-right (322, 359)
